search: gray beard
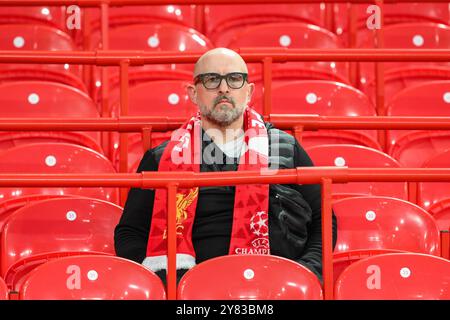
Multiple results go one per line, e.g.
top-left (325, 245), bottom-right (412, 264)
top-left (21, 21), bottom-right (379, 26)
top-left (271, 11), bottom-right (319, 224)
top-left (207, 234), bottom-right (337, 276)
top-left (200, 103), bottom-right (244, 127)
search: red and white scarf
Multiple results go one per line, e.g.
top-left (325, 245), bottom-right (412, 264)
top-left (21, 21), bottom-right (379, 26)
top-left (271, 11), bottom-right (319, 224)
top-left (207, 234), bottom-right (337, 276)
top-left (143, 107), bottom-right (270, 272)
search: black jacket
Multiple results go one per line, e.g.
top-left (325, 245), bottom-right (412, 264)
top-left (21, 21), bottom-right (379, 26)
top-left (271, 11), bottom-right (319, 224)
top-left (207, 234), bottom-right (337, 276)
top-left (114, 123), bottom-right (337, 283)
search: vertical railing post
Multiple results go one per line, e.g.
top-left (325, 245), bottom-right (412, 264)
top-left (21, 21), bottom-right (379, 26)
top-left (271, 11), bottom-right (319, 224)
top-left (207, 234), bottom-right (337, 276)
top-left (293, 125), bottom-right (304, 144)
top-left (374, 0), bottom-right (385, 116)
top-left (119, 59), bottom-right (130, 206)
top-left (440, 230), bottom-right (449, 260)
top-left (262, 57), bottom-right (273, 119)
top-left (142, 126), bottom-right (153, 153)
top-left (348, 3), bottom-right (358, 86)
top-left (324, 3), bottom-right (334, 33)
top-left (100, 2), bottom-right (110, 158)
top-left (82, 7), bottom-right (92, 90)
top-left (374, 0), bottom-right (386, 151)
top-left (321, 178), bottom-right (334, 300)
top-left (194, 5), bottom-right (206, 35)
top-left (167, 183), bottom-right (179, 300)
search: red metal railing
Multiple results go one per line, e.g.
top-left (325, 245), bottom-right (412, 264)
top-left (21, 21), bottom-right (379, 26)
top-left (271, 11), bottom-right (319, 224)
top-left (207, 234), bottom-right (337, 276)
top-left (2, 114), bottom-right (449, 211)
top-left (1, 168), bottom-right (450, 299)
top-left (2, 114), bottom-right (450, 156)
top-left (0, 0), bottom-right (449, 301)
top-left (1, 48), bottom-right (449, 152)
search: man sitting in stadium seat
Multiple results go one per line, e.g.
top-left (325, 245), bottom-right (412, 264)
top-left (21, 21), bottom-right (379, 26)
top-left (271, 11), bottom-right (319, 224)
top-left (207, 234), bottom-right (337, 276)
top-left (114, 48), bottom-right (337, 284)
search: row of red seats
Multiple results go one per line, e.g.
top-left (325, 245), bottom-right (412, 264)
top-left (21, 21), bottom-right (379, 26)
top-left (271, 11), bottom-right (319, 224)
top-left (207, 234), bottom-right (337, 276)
top-left (0, 245), bottom-right (449, 299)
top-left (0, 21), bottom-right (448, 100)
top-left (0, 194), bottom-right (445, 294)
top-left (1, 3), bottom-right (449, 44)
top-left (0, 141), bottom-right (448, 232)
top-left (0, 138), bottom-right (449, 220)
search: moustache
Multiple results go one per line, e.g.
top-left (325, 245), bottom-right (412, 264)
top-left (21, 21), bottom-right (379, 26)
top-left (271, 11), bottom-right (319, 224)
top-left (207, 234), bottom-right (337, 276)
top-left (214, 95), bottom-right (235, 107)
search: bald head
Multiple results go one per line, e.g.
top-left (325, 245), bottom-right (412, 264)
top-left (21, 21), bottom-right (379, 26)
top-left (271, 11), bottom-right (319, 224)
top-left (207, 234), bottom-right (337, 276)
top-left (187, 48), bottom-right (255, 130)
top-left (194, 48), bottom-right (248, 77)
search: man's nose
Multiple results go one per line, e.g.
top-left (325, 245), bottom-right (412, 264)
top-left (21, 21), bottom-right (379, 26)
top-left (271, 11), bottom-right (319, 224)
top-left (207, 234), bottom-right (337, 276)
top-left (217, 78), bottom-right (230, 93)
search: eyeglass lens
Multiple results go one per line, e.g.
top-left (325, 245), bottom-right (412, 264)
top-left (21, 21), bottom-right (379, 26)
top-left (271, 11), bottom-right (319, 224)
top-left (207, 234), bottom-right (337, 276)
top-left (201, 73), bottom-right (246, 89)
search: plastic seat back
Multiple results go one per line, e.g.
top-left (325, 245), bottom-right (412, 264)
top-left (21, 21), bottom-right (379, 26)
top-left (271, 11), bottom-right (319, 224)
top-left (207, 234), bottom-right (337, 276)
top-left (387, 81), bottom-right (450, 166)
top-left (418, 149), bottom-right (450, 216)
top-left (333, 196), bottom-right (440, 255)
top-left (0, 24), bottom-right (84, 91)
top-left (19, 255), bottom-right (166, 300)
top-left (0, 276), bottom-right (7, 300)
top-left (205, 3), bottom-right (326, 46)
top-left (333, 249), bottom-right (407, 285)
top-left (363, 66), bottom-right (450, 107)
top-left (0, 195), bottom-right (76, 237)
top-left (359, 23), bottom-right (450, 91)
top-left (228, 23), bottom-right (348, 84)
top-left (0, 142), bottom-right (118, 203)
top-left (335, 253), bottom-right (450, 299)
top-left (89, 4), bottom-right (196, 31)
top-left (429, 199), bottom-right (450, 233)
top-left (334, 3), bottom-right (450, 46)
top-left (106, 22), bottom-right (212, 52)
top-left (387, 80), bottom-right (450, 127)
top-left (1, 197), bottom-right (122, 278)
top-left (112, 80), bottom-right (196, 117)
top-left (0, 6), bottom-right (67, 30)
top-left (254, 81), bottom-right (380, 149)
top-left (91, 22), bottom-right (213, 101)
top-left (306, 144), bottom-right (407, 200)
top-left (111, 80), bottom-right (197, 171)
top-left (0, 81), bottom-right (102, 153)
top-left (178, 255), bottom-right (323, 300)
top-left (390, 131), bottom-right (450, 168)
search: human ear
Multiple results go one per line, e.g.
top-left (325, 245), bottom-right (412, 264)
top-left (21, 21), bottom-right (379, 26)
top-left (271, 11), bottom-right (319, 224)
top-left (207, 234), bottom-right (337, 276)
top-left (246, 82), bottom-right (255, 104)
top-left (187, 84), bottom-right (197, 105)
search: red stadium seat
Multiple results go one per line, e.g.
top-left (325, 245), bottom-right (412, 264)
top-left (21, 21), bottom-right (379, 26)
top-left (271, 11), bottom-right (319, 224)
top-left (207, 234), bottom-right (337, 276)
top-left (177, 255), bottom-right (323, 300)
top-left (256, 80), bottom-right (375, 115)
top-left (87, 4), bottom-right (196, 32)
top-left (427, 198), bottom-right (450, 232)
top-left (227, 22), bottom-right (348, 84)
top-left (387, 81), bottom-right (450, 166)
top-left (334, 3), bottom-right (450, 45)
top-left (0, 81), bottom-right (102, 153)
top-left (332, 248), bottom-right (406, 285)
top-left (253, 81), bottom-right (380, 150)
top-left (95, 23), bottom-right (212, 51)
top-left (91, 22), bottom-right (213, 102)
top-left (0, 24), bottom-right (85, 92)
top-left (358, 23), bottom-right (450, 95)
top-left (98, 69), bottom-right (193, 110)
top-left (0, 142), bottom-right (119, 204)
top-left (18, 255), bottom-right (166, 300)
top-left (0, 194), bottom-right (76, 238)
top-left (111, 80), bottom-right (197, 171)
top-left (0, 22), bottom-right (73, 51)
top-left (332, 196), bottom-right (440, 255)
top-left (0, 276), bottom-right (7, 300)
top-left (111, 80), bottom-right (196, 118)
top-left (0, 6), bottom-right (67, 30)
top-left (204, 3), bottom-right (326, 46)
top-left (0, 197), bottom-right (122, 289)
top-left (306, 144), bottom-right (407, 200)
top-left (390, 131), bottom-right (450, 168)
top-left (364, 66), bottom-right (450, 107)
top-left (334, 253), bottom-right (450, 300)
top-left (418, 149), bottom-right (450, 218)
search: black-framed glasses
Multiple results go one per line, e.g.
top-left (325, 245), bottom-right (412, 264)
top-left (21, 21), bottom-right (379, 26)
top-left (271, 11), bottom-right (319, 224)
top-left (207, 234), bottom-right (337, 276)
top-left (194, 72), bottom-right (248, 90)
